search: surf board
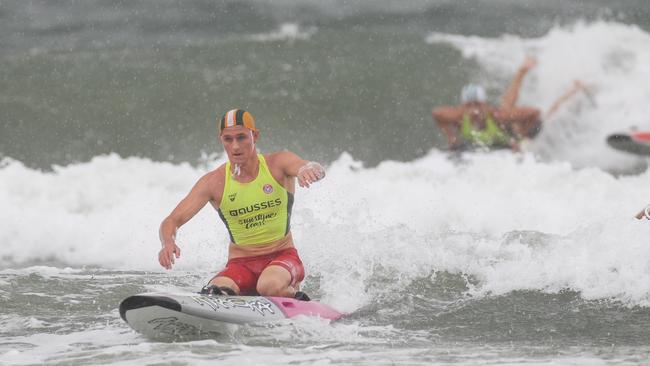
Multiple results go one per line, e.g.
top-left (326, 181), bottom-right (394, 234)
top-left (119, 292), bottom-right (342, 340)
top-left (607, 131), bottom-right (650, 156)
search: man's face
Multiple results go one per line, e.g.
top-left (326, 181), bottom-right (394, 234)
top-left (220, 125), bottom-right (258, 164)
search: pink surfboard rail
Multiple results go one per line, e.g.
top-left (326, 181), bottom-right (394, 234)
top-left (631, 131), bottom-right (650, 143)
top-left (268, 297), bottom-right (343, 321)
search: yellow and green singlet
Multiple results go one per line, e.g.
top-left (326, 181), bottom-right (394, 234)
top-left (218, 154), bottom-right (293, 246)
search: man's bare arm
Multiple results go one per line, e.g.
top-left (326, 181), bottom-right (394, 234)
top-left (158, 171), bottom-right (222, 269)
top-left (545, 80), bottom-right (588, 119)
top-left (275, 151), bottom-right (326, 188)
top-left (432, 106), bottom-right (464, 149)
top-left (500, 57), bottom-right (537, 110)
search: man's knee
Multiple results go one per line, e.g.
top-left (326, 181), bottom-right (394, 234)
top-left (256, 277), bottom-right (285, 296)
top-left (256, 266), bottom-right (292, 296)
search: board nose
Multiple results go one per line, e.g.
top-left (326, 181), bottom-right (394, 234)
top-left (119, 295), bottom-right (181, 321)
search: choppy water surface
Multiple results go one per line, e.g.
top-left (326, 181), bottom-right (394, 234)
top-left (2, 265), bottom-right (650, 365)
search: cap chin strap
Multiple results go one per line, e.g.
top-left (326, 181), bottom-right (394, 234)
top-left (228, 130), bottom-right (256, 177)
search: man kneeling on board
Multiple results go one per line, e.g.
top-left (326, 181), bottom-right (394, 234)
top-left (158, 109), bottom-right (326, 301)
top-left (432, 57), bottom-right (588, 151)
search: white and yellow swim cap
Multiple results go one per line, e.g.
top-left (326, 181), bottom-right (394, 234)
top-left (460, 84), bottom-right (487, 103)
top-left (219, 109), bottom-right (257, 134)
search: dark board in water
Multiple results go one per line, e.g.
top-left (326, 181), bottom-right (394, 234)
top-left (607, 131), bottom-right (650, 156)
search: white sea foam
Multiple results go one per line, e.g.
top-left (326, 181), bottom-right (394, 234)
top-left (248, 23), bottom-right (316, 42)
top-left (427, 21), bottom-right (650, 172)
top-left (3, 149), bottom-right (650, 309)
top-left (0, 315), bottom-right (48, 332)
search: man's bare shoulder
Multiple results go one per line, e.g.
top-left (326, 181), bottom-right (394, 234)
top-left (195, 163), bottom-right (227, 195)
top-left (200, 163), bottom-right (225, 180)
top-left (433, 105), bottom-right (465, 121)
top-left (264, 150), bottom-right (299, 166)
top-left (433, 105), bottom-right (460, 111)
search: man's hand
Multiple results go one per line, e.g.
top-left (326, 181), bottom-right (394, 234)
top-left (159, 243), bottom-right (181, 269)
top-left (635, 206), bottom-right (650, 220)
top-left (519, 56), bottom-right (537, 73)
top-left (297, 162), bottom-right (326, 188)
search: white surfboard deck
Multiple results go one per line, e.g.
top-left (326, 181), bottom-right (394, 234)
top-left (119, 292), bottom-right (342, 339)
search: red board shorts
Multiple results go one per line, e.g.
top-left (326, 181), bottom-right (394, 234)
top-left (216, 248), bottom-right (305, 295)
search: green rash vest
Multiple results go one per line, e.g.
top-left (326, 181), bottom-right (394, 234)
top-left (460, 114), bottom-right (511, 148)
top-left (218, 154), bottom-right (294, 246)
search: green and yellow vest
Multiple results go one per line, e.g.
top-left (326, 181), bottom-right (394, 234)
top-left (460, 114), bottom-right (511, 148)
top-left (218, 154), bottom-right (293, 246)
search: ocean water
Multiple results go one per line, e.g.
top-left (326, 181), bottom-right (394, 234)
top-left (2, 1), bottom-right (650, 365)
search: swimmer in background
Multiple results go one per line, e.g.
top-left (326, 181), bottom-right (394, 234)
top-left (432, 57), bottom-right (588, 151)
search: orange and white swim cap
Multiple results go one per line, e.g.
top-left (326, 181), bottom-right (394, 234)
top-left (219, 109), bottom-right (257, 134)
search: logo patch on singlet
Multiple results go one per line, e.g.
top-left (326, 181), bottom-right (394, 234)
top-left (228, 193), bottom-right (237, 202)
top-left (263, 184), bottom-right (273, 194)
